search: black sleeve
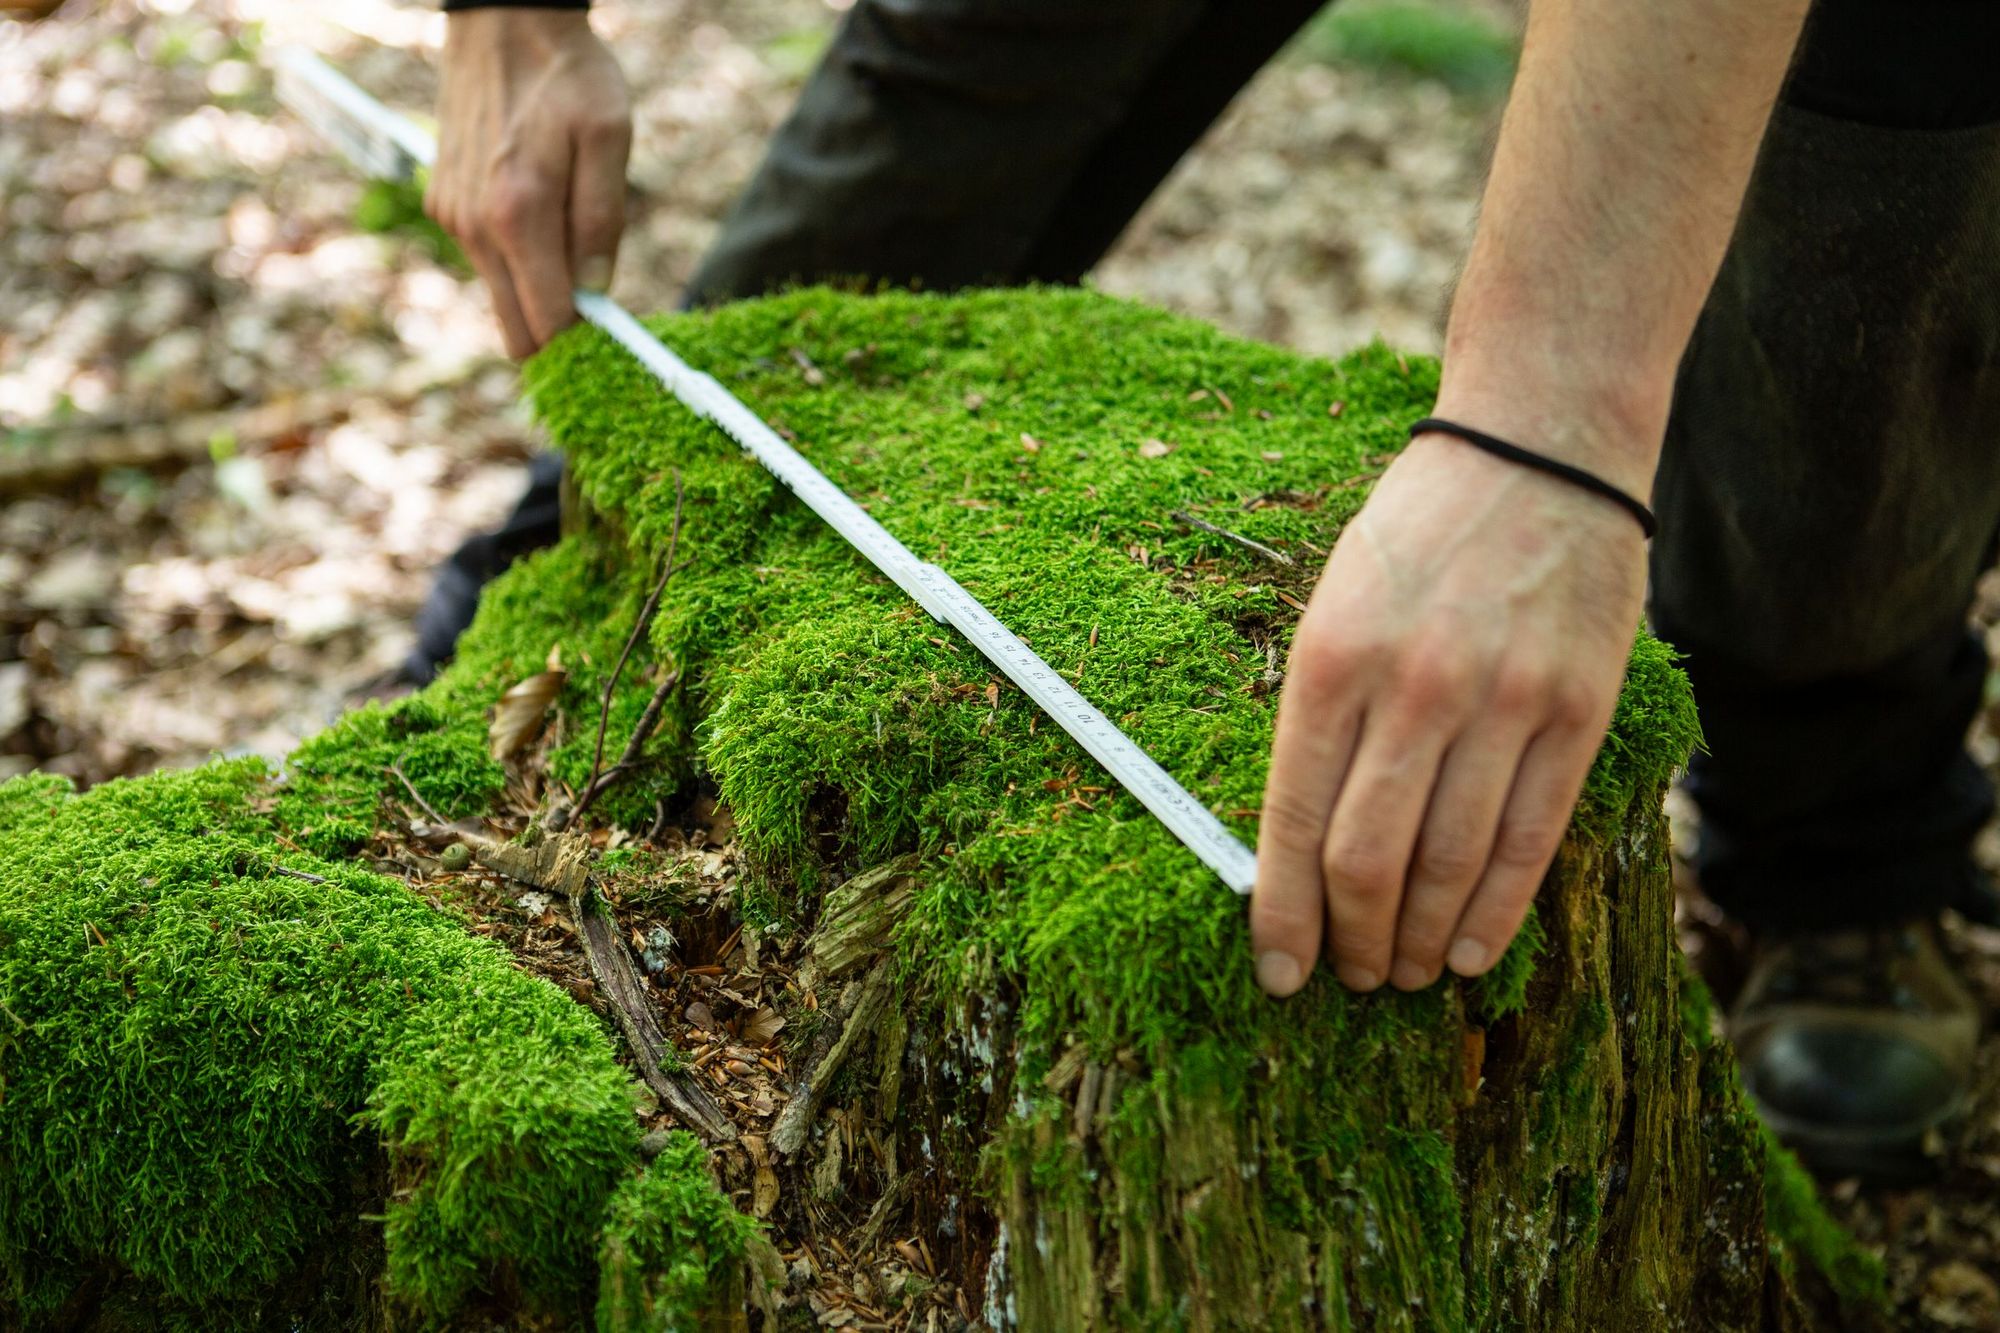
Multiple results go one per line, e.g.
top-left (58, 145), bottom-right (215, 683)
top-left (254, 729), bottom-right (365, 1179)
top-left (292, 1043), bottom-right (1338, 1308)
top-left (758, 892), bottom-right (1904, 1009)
top-left (442, 0), bottom-right (588, 11)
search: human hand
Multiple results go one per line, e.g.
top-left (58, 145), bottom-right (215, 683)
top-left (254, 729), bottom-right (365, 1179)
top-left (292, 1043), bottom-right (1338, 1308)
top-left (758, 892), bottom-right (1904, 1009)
top-left (1249, 429), bottom-right (1649, 996)
top-left (427, 8), bottom-right (631, 359)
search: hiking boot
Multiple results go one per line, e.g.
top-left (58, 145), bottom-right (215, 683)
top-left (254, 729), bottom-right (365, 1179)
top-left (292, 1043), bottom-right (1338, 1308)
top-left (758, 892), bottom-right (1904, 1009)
top-left (1730, 919), bottom-right (1979, 1183)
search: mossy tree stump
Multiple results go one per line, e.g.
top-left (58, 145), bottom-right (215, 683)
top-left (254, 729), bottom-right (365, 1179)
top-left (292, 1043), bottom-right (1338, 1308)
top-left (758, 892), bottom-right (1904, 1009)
top-left (0, 288), bottom-right (1877, 1330)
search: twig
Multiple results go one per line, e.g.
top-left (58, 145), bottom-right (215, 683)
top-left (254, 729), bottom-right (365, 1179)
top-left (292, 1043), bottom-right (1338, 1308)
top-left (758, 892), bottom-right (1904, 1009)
top-left (587, 473), bottom-right (685, 796)
top-left (271, 865), bottom-right (328, 885)
top-left (571, 885), bottom-right (737, 1141)
top-left (1170, 509), bottom-right (1296, 567)
top-left (478, 831), bottom-right (734, 1139)
top-left (387, 751), bottom-right (450, 827)
top-left (572, 665), bottom-right (681, 821)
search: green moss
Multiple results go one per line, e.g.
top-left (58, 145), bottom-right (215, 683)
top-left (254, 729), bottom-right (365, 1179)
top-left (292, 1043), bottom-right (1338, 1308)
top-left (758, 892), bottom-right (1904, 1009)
top-left (1761, 1129), bottom-right (1888, 1310)
top-left (0, 759), bottom-right (734, 1327)
top-left (512, 285), bottom-right (1721, 1322)
top-left (596, 1133), bottom-right (760, 1332)
top-left (0, 284), bottom-right (1804, 1328)
top-left (353, 177), bottom-right (470, 274)
top-left (1296, 0), bottom-right (1519, 98)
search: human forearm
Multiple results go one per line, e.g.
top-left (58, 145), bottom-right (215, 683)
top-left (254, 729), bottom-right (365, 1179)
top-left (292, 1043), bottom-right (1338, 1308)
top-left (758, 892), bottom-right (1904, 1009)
top-left (1436, 0), bottom-right (1811, 491)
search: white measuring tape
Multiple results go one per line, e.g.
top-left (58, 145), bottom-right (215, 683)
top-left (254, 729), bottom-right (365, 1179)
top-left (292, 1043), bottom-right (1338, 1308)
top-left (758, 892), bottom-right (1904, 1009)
top-left (271, 47), bottom-right (1260, 894)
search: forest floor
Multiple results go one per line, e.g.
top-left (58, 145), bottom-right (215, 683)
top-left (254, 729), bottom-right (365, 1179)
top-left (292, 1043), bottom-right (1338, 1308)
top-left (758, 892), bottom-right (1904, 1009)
top-left (2, 0), bottom-right (1996, 1326)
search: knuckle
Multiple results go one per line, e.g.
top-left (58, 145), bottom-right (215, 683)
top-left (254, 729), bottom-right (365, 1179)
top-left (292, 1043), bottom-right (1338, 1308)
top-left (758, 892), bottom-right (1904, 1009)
top-left (482, 178), bottom-right (539, 237)
top-left (1549, 679), bottom-right (1603, 728)
top-left (1491, 820), bottom-right (1561, 871)
top-left (1321, 840), bottom-right (1398, 900)
top-left (1395, 651), bottom-right (1472, 711)
top-left (1412, 835), bottom-right (1483, 886)
top-left (1259, 788), bottom-right (1328, 848)
top-left (1283, 634), bottom-right (1353, 697)
top-left (1249, 889), bottom-right (1320, 940)
top-left (578, 112), bottom-right (632, 148)
top-left (1488, 662), bottom-right (1551, 715)
top-left (572, 201), bottom-right (624, 243)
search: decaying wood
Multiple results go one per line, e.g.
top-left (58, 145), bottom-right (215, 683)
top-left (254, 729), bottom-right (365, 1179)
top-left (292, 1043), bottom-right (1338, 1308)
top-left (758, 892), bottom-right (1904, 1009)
top-left (803, 856), bottom-right (920, 987)
top-left (855, 1170), bottom-right (918, 1254)
top-left (476, 832), bottom-right (735, 1142)
top-left (772, 961), bottom-right (893, 1157)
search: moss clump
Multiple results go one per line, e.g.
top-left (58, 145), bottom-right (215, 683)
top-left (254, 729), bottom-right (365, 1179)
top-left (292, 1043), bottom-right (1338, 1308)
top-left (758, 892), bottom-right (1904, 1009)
top-left (0, 759), bottom-right (737, 1327)
top-left (279, 533), bottom-right (695, 855)
top-left (1761, 1130), bottom-right (1888, 1311)
top-left (596, 1133), bottom-right (761, 1332)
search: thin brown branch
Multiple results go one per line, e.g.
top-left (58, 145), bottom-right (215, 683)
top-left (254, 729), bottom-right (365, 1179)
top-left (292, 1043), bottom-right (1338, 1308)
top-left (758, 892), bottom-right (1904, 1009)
top-left (387, 750), bottom-right (450, 827)
top-left (587, 471), bottom-right (685, 795)
top-left (572, 665), bottom-right (681, 821)
top-left (1170, 509), bottom-right (1296, 567)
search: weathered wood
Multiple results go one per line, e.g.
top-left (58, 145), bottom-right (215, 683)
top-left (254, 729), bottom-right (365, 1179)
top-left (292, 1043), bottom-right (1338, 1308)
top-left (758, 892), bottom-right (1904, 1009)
top-left (479, 833), bottom-right (736, 1142)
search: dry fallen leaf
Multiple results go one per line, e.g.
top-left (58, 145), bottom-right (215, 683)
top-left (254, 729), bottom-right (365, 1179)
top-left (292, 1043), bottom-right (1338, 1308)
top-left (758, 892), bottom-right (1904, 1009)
top-left (1327, 400), bottom-right (1346, 418)
top-left (1138, 439), bottom-right (1173, 459)
top-left (488, 667), bottom-right (566, 761)
top-left (745, 1006), bottom-right (787, 1046)
top-left (1019, 432), bottom-right (1042, 454)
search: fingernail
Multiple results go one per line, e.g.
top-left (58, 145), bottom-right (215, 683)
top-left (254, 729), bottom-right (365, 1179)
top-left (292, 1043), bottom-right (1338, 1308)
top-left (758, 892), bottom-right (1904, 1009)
top-left (577, 256), bottom-right (612, 293)
top-left (1256, 950), bottom-right (1304, 997)
top-left (1389, 958), bottom-right (1431, 992)
top-left (1447, 938), bottom-right (1487, 976)
top-left (1337, 964), bottom-right (1381, 993)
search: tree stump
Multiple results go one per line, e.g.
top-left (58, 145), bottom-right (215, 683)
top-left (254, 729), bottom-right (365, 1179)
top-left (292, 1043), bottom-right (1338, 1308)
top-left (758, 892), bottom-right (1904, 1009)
top-left (0, 287), bottom-right (1879, 1329)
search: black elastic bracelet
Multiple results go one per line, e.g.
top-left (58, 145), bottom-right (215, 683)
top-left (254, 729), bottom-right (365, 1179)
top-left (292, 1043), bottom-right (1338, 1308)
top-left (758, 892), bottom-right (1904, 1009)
top-left (1409, 417), bottom-right (1656, 538)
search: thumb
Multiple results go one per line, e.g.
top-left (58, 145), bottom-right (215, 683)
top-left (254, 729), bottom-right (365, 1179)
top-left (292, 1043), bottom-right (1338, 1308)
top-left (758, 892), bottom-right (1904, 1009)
top-left (568, 115), bottom-right (631, 294)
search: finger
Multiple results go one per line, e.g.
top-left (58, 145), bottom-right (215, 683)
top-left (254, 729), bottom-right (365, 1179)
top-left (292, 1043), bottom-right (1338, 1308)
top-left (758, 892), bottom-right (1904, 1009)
top-left (567, 114), bottom-right (631, 293)
top-left (484, 152), bottom-right (579, 348)
top-left (1251, 678), bottom-right (1362, 999)
top-left (1320, 712), bottom-right (1451, 993)
top-left (1388, 717), bottom-right (1531, 991)
top-left (1445, 726), bottom-right (1599, 977)
top-left (462, 233), bottom-right (538, 361)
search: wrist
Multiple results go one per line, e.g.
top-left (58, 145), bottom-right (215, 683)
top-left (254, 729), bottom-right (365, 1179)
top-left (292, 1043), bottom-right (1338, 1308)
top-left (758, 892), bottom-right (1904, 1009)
top-left (1431, 333), bottom-right (1671, 503)
top-left (445, 5), bottom-right (595, 55)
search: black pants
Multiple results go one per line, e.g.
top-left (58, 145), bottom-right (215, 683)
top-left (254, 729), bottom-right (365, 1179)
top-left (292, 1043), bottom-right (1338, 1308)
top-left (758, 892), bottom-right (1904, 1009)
top-left (417, 0), bottom-right (2000, 932)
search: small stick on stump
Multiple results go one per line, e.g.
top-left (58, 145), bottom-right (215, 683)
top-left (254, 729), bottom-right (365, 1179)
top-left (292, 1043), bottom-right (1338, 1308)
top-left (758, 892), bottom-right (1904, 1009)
top-left (387, 750), bottom-right (450, 827)
top-left (585, 473), bottom-right (685, 795)
top-left (571, 666), bottom-right (681, 822)
top-left (1170, 509), bottom-right (1296, 567)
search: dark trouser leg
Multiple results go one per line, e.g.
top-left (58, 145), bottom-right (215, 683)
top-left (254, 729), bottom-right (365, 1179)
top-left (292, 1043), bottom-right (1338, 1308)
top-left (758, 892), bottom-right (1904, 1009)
top-left (1649, 0), bottom-right (2000, 932)
top-left (686, 0), bottom-right (1328, 302)
top-left (406, 452), bottom-right (567, 682)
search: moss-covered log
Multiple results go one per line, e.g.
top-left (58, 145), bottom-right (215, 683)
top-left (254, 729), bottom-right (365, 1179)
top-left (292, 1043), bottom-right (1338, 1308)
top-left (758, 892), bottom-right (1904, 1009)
top-left (0, 287), bottom-right (1882, 1329)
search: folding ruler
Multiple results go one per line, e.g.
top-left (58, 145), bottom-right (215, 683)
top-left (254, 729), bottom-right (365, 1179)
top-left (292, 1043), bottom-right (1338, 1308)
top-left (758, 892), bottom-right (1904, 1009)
top-left (271, 46), bottom-right (1260, 894)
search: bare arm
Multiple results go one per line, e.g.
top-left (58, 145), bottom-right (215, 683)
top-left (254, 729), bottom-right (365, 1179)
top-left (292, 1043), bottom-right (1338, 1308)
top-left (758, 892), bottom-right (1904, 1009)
top-left (1251, 0), bottom-right (1811, 996)
top-left (427, 8), bottom-right (632, 359)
